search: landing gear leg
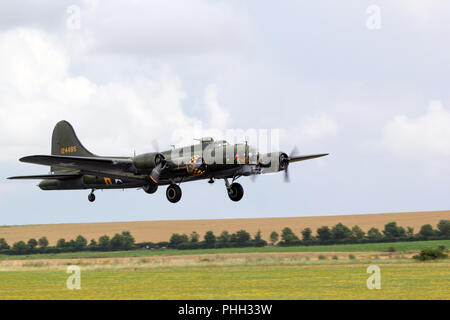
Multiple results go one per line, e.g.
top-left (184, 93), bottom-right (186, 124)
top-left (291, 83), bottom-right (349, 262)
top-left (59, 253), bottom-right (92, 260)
top-left (88, 189), bottom-right (96, 202)
top-left (224, 178), bottom-right (231, 191)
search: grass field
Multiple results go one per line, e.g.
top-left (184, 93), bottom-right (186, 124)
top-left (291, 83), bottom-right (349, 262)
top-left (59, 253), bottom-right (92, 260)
top-left (1, 240), bottom-right (448, 299)
top-left (0, 258), bottom-right (448, 299)
top-left (1, 211), bottom-right (448, 300)
top-left (1, 210), bottom-right (449, 245)
top-left (1, 240), bottom-right (449, 261)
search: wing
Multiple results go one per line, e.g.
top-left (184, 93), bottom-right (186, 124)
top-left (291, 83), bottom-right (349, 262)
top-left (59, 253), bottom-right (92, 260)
top-left (17, 155), bottom-right (142, 180)
top-left (8, 173), bottom-right (81, 180)
top-left (260, 153), bottom-right (329, 175)
top-left (289, 153), bottom-right (329, 163)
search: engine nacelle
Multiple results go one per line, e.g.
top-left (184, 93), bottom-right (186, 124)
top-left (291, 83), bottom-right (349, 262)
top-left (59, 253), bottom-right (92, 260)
top-left (133, 152), bottom-right (165, 170)
top-left (258, 152), bottom-right (288, 171)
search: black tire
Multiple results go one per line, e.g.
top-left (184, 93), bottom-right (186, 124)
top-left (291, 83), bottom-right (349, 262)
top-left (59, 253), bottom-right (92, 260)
top-left (143, 183), bottom-right (158, 194)
top-left (88, 193), bottom-right (96, 202)
top-left (166, 184), bottom-right (182, 203)
top-left (228, 182), bottom-right (244, 202)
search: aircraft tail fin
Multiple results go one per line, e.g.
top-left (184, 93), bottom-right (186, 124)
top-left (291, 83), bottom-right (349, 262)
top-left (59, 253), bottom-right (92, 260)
top-left (51, 120), bottom-right (96, 172)
top-left (51, 120), bottom-right (95, 157)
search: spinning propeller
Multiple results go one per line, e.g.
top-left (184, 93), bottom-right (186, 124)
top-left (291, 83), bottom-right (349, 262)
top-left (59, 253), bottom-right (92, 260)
top-left (280, 146), bottom-right (299, 183)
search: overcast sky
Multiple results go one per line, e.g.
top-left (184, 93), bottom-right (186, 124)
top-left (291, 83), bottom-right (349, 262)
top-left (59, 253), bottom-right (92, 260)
top-left (0, 0), bottom-right (449, 226)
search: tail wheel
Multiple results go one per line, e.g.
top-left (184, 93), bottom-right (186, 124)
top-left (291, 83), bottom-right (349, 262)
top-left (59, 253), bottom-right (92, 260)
top-left (88, 192), bottom-right (96, 202)
top-left (166, 184), bottom-right (182, 203)
top-left (228, 182), bottom-right (244, 202)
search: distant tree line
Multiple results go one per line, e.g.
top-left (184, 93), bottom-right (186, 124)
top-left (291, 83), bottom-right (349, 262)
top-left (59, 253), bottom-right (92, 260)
top-left (145, 219), bottom-right (450, 250)
top-left (275, 220), bottom-right (450, 246)
top-left (0, 220), bottom-right (449, 255)
top-left (0, 231), bottom-right (136, 255)
top-left (166, 229), bottom-right (267, 250)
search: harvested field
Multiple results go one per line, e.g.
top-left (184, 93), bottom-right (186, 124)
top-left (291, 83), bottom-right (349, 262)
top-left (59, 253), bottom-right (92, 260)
top-left (0, 210), bottom-right (449, 245)
top-left (0, 251), bottom-right (416, 271)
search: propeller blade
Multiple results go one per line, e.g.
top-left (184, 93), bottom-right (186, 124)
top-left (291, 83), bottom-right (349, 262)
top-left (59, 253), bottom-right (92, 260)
top-left (149, 154), bottom-right (166, 184)
top-left (284, 167), bottom-right (290, 183)
top-left (149, 162), bottom-right (163, 184)
top-left (290, 146), bottom-right (299, 158)
top-left (282, 146), bottom-right (298, 183)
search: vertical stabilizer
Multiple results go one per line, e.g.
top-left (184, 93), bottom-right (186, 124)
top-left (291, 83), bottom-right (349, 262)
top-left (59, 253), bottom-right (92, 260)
top-left (51, 120), bottom-right (96, 172)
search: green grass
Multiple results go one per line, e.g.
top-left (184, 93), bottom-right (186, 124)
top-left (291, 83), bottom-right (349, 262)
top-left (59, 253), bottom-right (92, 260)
top-left (0, 260), bottom-right (448, 299)
top-left (1, 240), bottom-right (449, 261)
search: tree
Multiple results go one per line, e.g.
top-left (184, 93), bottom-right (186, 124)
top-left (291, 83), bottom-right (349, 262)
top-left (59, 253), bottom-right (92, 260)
top-left (121, 231), bottom-right (135, 250)
top-left (98, 235), bottom-right (110, 250)
top-left (253, 230), bottom-right (266, 247)
top-left (383, 222), bottom-right (406, 239)
top-left (351, 225), bottom-right (365, 241)
top-left (254, 230), bottom-right (262, 242)
top-left (218, 231), bottom-right (231, 246)
top-left (67, 240), bottom-right (76, 249)
top-left (12, 241), bottom-right (28, 254)
top-left (74, 235), bottom-right (88, 250)
top-left (406, 227), bottom-right (414, 237)
top-left (437, 220), bottom-right (450, 237)
top-left (88, 239), bottom-right (97, 249)
top-left (301, 228), bottom-right (312, 241)
top-left (317, 226), bottom-right (331, 242)
top-left (0, 238), bottom-right (10, 250)
top-left (367, 227), bottom-right (382, 241)
top-left (331, 223), bottom-right (352, 241)
top-left (270, 231), bottom-right (279, 245)
top-left (190, 231), bottom-right (200, 243)
top-left (234, 230), bottom-right (251, 245)
top-left (38, 237), bottom-right (49, 249)
top-left (110, 233), bottom-right (125, 250)
top-left (281, 227), bottom-right (299, 243)
top-left (204, 231), bottom-right (216, 248)
top-left (56, 238), bottom-right (66, 248)
top-left (27, 238), bottom-right (38, 250)
top-left (169, 233), bottom-right (189, 247)
top-left (419, 224), bottom-right (434, 238)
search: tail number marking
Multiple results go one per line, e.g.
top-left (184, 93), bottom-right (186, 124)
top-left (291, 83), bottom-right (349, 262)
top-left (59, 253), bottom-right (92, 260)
top-left (60, 146), bottom-right (77, 155)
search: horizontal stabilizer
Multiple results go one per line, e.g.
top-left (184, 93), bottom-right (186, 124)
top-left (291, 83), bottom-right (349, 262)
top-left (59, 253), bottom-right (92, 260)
top-left (8, 173), bottom-right (81, 180)
top-left (19, 155), bottom-right (132, 170)
top-left (17, 155), bottom-right (137, 180)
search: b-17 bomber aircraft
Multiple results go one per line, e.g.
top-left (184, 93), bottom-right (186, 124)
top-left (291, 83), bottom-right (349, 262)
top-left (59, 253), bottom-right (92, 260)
top-left (8, 121), bottom-right (328, 203)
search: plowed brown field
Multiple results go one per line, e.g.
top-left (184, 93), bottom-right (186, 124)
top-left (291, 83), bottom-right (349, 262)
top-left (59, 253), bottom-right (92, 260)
top-left (1, 210), bottom-right (449, 245)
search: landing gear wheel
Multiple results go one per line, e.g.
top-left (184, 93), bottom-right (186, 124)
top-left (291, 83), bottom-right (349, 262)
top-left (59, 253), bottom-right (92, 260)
top-left (88, 192), bottom-right (96, 202)
top-left (166, 184), bottom-right (182, 203)
top-left (143, 183), bottom-right (158, 194)
top-left (228, 182), bottom-right (244, 202)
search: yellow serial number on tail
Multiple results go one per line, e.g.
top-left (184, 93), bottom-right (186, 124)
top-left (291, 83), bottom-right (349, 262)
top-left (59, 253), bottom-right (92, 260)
top-left (60, 146), bottom-right (77, 154)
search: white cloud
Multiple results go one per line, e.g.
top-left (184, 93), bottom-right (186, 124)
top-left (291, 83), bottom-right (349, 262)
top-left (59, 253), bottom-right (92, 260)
top-left (0, 28), bottom-right (230, 161)
top-left (300, 112), bottom-right (338, 139)
top-left (204, 84), bottom-right (229, 130)
top-left (383, 100), bottom-right (450, 159)
top-left (278, 112), bottom-right (338, 153)
top-left (78, 0), bottom-right (249, 56)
